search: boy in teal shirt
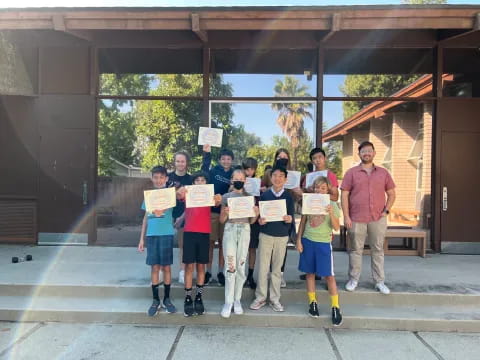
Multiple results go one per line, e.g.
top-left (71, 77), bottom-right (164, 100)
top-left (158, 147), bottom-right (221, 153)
top-left (138, 166), bottom-right (177, 316)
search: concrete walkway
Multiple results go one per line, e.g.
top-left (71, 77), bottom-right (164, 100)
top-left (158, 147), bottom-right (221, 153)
top-left (1, 245), bottom-right (479, 294)
top-left (1, 322), bottom-right (479, 360)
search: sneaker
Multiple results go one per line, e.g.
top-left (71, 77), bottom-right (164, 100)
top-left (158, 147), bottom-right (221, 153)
top-left (332, 307), bottom-right (343, 326)
top-left (194, 294), bottom-right (205, 315)
top-left (147, 299), bottom-right (160, 317)
top-left (280, 272), bottom-right (287, 288)
top-left (249, 298), bottom-right (266, 310)
top-left (308, 301), bottom-right (320, 318)
top-left (217, 272), bottom-right (225, 287)
top-left (375, 282), bottom-right (391, 295)
top-left (220, 303), bottom-right (232, 318)
top-left (162, 298), bottom-right (177, 314)
top-left (233, 300), bottom-right (244, 315)
top-left (269, 301), bottom-right (285, 312)
top-left (184, 296), bottom-right (194, 317)
top-left (204, 271), bottom-right (212, 285)
top-left (245, 277), bottom-right (257, 290)
top-left (178, 270), bottom-right (185, 284)
top-left (345, 279), bottom-right (358, 292)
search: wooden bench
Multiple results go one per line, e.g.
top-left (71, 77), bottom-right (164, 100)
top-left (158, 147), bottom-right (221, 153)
top-left (341, 226), bottom-right (427, 257)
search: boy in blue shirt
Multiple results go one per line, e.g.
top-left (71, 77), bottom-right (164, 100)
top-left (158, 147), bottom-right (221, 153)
top-left (201, 144), bottom-right (235, 286)
top-left (138, 166), bottom-right (177, 316)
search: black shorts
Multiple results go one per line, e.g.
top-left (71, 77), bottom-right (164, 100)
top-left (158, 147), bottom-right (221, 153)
top-left (249, 222), bottom-right (260, 249)
top-left (183, 232), bottom-right (210, 264)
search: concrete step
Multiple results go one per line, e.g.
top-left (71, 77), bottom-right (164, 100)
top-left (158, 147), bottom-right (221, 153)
top-left (1, 284), bottom-right (479, 307)
top-left (0, 284), bottom-right (479, 332)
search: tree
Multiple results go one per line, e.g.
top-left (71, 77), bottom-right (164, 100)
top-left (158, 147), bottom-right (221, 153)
top-left (98, 74), bottom-right (152, 176)
top-left (340, 74), bottom-right (421, 119)
top-left (227, 124), bottom-right (262, 164)
top-left (135, 74), bottom-right (237, 171)
top-left (271, 76), bottom-right (313, 169)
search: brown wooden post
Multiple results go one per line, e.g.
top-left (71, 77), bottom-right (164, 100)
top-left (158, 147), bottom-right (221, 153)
top-left (202, 46), bottom-right (210, 127)
top-left (316, 46), bottom-right (324, 147)
top-left (432, 44), bottom-right (443, 253)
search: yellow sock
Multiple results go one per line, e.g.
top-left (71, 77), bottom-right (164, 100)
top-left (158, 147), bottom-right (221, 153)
top-left (331, 294), bottom-right (339, 308)
top-left (307, 292), bottom-right (316, 304)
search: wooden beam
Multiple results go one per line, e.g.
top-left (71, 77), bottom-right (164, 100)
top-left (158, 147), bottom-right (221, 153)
top-left (191, 13), bottom-right (208, 43)
top-left (52, 14), bottom-right (92, 42)
top-left (321, 13), bottom-right (341, 44)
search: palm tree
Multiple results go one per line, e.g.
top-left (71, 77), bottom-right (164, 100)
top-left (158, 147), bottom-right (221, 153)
top-left (271, 76), bottom-right (313, 169)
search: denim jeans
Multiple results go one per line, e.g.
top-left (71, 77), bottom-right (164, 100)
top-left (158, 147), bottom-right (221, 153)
top-left (223, 222), bottom-right (251, 304)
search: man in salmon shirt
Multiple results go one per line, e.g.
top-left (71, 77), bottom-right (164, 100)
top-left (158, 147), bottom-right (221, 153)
top-left (341, 141), bottom-right (396, 295)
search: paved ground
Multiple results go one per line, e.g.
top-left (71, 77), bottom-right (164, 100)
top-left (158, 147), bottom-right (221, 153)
top-left (1, 245), bottom-right (479, 294)
top-left (1, 322), bottom-right (479, 360)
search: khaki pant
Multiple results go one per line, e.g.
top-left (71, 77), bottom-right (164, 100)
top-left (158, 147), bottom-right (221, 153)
top-left (348, 216), bottom-right (387, 283)
top-left (255, 233), bottom-right (288, 304)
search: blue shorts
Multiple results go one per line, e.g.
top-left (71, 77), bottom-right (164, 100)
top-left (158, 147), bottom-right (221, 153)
top-left (298, 237), bottom-right (334, 277)
top-left (146, 235), bottom-right (173, 266)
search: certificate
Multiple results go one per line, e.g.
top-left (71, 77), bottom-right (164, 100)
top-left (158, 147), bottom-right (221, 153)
top-left (244, 177), bottom-right (261, 197)
top-left (259, 199), bottom-right (287, 222)
top-left (144, 187), bottom-right (176, 213)
top-left (198, 127), bottom-right (223, 148)
top-left (185, 184), bottom-right (215, 208)
top-left (302, 193), bottom-right (330, 215)
top-left (285, 170), bottom-right (301, 189)
top-left (305, 170), bottom-right (328, 188)
top-left (227, 196), bottom-right (255, 219)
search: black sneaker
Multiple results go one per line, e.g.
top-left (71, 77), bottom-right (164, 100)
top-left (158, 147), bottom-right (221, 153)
top-left (332, 307), bottom-right (343, 326)
top-left (205, 271), bottom-right (212, 285)
top-left (308, 301), bottom-right (320, 318)
top-left (194, 294), bottom-right (205, 315)
top-left (245, 277), bottom-right (257, 290)
top-left (147, 299), bottom-right (160, 317)
top-left (217, 272), bottom-right (225, 287)
top-left (184, 296), bottom-right (194, 317)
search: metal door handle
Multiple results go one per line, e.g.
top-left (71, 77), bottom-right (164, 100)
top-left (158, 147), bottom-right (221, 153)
top-left (442, 186), bottom-right (447, 211)
top-left (83, 181), bottom-right (88, 206)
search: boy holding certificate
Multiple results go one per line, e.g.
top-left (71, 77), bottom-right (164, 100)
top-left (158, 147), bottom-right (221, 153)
top-left (296, 176), bottom-right (343, 326)
top-left (250, 166), bottom-right (295, 312)
top-left (176, 172), bottom-right (222, 317)
top-left (201, 144), bottom-right (235, 286)
top-left (219, 169), bottom-right (259, 318)
top-left (138, 166), bottom-right (177, 316)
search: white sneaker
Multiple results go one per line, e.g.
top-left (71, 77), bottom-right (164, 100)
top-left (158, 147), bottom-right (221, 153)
top-left (178, 270), bottom-right (185, 284)
top-left (159, 270), bottom-right (164, 285)
top-left (280, 272), bottom-right (287, 288)
top-left (221, 303), bottom-right (233, 318)
top-left (345, 279), bottom-right (358, 292)
top-left (269, 301), bottom-right (285, 312)
top-left (233, 301), bottom-right (244, 315)
top-left (375, 282), bottom-right (391, 295)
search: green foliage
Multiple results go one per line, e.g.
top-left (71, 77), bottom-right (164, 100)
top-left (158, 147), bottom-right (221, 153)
top-left (227, 124), bottom-right (262, 165)
top-left (340, 74), bottom-right (421, 120)
top-left (272, 75), bottom-right (313, 169)
top-left (97, 74), bottom-right (152, 176)
top-left (135, 74), bottom-right (234, 171)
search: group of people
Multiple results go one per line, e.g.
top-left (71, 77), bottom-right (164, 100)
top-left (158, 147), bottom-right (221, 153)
top-left (137, 140), bottom-right (396, 326)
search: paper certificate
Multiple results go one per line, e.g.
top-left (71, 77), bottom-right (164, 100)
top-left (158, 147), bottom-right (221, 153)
top-left (144, 187), bottom-right (176, 213)
top-left (305, 170), bottom-right (328, 188)
top-left (185, 184), bottom-right (215, 208)
top-left (198, 127), bottom-right (223, 147)
top-left (259, 199), bottom-right (287, 222)
top-left (244, 177), bottom-right (261, 197)
top-left (227, 196), bottom-right (255, 219)
top-left (302, 194), bottom-right (330, 215)
top-left (285, 170), bottom-right (301, 189)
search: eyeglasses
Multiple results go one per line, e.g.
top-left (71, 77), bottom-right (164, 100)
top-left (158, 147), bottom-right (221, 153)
top-left (360, 149), bottom-right (374, 154)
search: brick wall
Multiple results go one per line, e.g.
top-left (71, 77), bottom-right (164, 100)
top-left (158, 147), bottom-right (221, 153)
top-left (342, 133), bottom-right (353, 175)
top-left (369, 115), bottom-right (392, 166)
top-left (391, 110), bottom-right (420, 210)
top-left (420, 102), bottom-right (433, 229)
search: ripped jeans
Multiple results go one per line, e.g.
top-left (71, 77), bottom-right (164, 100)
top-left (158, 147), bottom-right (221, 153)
top-left (223, 222), bottom-right (250, 305)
